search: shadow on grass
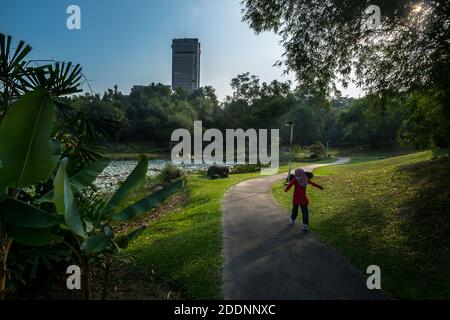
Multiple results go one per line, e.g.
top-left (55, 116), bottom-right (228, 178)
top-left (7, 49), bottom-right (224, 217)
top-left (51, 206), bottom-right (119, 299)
top-left (126, 218), bottom-right (223, 299)
top-left (313, 156), bottom-right (450, 299)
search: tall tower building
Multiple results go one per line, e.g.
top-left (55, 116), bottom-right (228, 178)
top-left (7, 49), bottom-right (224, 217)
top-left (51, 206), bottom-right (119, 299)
top-left (171, 38), bottom-right (201, 92)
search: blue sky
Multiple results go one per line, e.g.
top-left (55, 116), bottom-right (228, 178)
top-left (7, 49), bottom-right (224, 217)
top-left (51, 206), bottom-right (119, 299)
top-left (0, 0), bottom-right (360, 100)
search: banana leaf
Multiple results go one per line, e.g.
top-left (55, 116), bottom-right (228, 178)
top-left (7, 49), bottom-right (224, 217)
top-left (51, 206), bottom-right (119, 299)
top-left (112, 178), bottom-right (185, 222)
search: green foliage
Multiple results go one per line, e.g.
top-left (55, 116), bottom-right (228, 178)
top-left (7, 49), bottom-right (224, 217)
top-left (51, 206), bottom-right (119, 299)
top-left (39, 159), bottom-right (109, 203)
top-left (118, 83), bottom-right (202, 143)
top-left (0, 34), bottom-right (32, 112)
top-left (240, 1), bottom-right (449, 149)
top-left (52, 71), bottom-right (446, 151)
top-left (159, 163), bottom-right (183, 183)
top-left (21, 62), bottom-right (83, 97)
top-left (241, 0), bottom-right (449, 96)
top-left (53, 158), bottom-right (86, 238)
top-left (9, 244), bottom-right (71, 289)
top-left (103, 155), bottom-right (149, 214)
top-left (0, 89), bottom-right (57, 189)
top-left (309, 142), bottom-right (327, 158)
top-left (0, 33), bottom-right (189, 299)
top-left (112, 178), bottom-right (185, 222)
top-left (82, 226), bottom-right (114, 254)
top-left (221, 73), bottom-right (294, 130)
top-left (0, 198), bottom-right (59, 229)
top-left (337, 94), bottom-right (403, 147)
top-left (398, 88), bottom-right (449, 148)
top-left (231, 163), bottom-right (263, 174)
top-left (8, 227), bottom-right (57, 247)
top-left (68, 160), bottom-right (110, 192)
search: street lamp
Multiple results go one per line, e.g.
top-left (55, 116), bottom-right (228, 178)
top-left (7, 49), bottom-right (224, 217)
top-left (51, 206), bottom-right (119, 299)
top-left (285, 121), bottom-right (294, 182)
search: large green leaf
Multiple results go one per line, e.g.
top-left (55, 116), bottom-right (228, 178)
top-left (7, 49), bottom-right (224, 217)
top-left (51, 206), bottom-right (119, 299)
top-left (9, 226), bottom-right (57, 246)
top-left (39, 159), bottom-right (109, 203)
top-left (0, 197), bottom-right (60, 228)
top-left (103, 155), bottom-right (148, 214)
top-left (82, 227), bottom-right (113, 254)
top-left (69, 160), bottom-right (109, 191)
top-left (0, 88), bottom-right (57, 188)
top-left (112, 178), bottom-right (185, 222)
top-left (53, 158), bottom-right (85, 238)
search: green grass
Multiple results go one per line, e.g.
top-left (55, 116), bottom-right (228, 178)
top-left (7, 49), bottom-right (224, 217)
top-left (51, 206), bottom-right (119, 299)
top-left (328, 145), bottom-right (418, 158)
top-left (103, 142), bottom-right (170, 160)
top-left (124, 171), bottom-right (261, 299)
top-left (123, 161), bottom-right (313, 299)
top-left (272, 151), bottom-right (450, 299)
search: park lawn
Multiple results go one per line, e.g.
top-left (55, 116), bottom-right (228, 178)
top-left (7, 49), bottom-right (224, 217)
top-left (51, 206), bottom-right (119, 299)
top-left (124, 161), bottom-right (308, 299)
top-left (272, 151), bottom-right (450, 299)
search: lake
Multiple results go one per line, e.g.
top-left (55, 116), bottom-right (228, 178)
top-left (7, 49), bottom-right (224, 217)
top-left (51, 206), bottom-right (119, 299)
top-left (93, 159), bottom-right (227, 191)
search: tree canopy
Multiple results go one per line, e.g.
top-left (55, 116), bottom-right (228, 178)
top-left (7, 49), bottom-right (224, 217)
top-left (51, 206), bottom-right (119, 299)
top-left (241, 0), bottom-right (450, 96)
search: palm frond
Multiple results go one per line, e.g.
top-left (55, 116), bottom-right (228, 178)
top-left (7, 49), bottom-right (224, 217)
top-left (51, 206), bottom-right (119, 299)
top-left (20, 62), bottom-right (83, 97)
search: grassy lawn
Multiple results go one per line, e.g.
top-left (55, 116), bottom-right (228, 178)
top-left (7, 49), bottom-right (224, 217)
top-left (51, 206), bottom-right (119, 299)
top-left (272, 151), bottom-right (450, 299)
top-left (123, 161), bottom-right (310, 299)
top-left (328, 145), bottom-right (418, 158)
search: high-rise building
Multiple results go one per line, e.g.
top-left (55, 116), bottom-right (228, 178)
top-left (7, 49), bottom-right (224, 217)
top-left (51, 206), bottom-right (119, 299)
top-left (171, 38), bottom-right (201, 92)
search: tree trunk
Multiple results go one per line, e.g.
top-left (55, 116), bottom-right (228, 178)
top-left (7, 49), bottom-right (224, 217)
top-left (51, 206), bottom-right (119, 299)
top-left (101, 260), bottom-right (111, 300)
top-left (0, 236), bottom-right (12, 300)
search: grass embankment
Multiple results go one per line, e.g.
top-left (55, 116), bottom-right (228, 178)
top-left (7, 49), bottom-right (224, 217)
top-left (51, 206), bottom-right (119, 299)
top-left (103, 143), bottom-right (170, 160)
top-left (328, 145), bottom-right (421, 165)
top-left (272, 151), bottom-right (450, 299)
top-left (123, 161), bottom-right (313, 299)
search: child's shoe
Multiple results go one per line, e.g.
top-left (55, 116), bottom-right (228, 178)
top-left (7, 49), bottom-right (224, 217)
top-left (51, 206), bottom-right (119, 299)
top-left (303, 224), bottom-right (309, 232)
top-left (289, 219), bottom-right (296, 226)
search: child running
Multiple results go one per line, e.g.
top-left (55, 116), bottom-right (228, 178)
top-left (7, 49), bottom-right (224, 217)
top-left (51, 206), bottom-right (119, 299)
top-left (284, 168), bottom-right (324, 232)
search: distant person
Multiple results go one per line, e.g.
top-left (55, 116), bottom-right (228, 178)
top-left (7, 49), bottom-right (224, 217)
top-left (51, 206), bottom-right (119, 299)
top-left (284, 168), bottom-right (324, 231)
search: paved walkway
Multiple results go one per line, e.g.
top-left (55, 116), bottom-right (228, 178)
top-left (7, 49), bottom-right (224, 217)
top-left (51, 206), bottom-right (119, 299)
top-left (221, 158), bottom-right (384, 299)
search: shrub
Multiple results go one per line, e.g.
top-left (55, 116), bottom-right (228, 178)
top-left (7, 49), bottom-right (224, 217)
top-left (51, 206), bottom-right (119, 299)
top-left (231, 163), bottom-right (262, 174)
top-left (309, 142), bottom-right (327, 158)
top-left (160, 163), bottom-right (183, 183)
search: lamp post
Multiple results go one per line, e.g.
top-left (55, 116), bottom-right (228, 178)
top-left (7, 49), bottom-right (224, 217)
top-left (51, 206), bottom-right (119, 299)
top-left (285, 121), bottom-right (294, 182)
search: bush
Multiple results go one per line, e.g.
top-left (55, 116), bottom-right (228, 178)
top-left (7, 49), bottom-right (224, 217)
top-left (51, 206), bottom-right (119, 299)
top-left (231, 163), bottom-right (262, 174)
top-left (160, 163), bottom-right (183, 183)
top-left (309, 142), bottom-right (327, 158)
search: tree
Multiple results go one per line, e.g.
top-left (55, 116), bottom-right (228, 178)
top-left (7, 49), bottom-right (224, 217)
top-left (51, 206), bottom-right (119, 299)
top-left (222, 73), bottom-right (294, 130)
top-left (241, 0), bottom-right (450, 95)
top-left (281, 86), bottom-right (330, 145)
top-left (398, 88), bottom-right (449, 147)
top-left (337, 95), bottom-right (402, 147)
top-left (241, 0), bottom-right (450, 146)
top-left (188, 86), bottom-right (221, 128)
